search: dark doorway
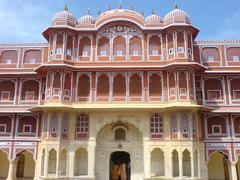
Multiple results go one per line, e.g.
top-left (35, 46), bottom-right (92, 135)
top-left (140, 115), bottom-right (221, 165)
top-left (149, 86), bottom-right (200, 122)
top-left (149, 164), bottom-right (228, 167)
top-left (16, 154), bottom-right (25, 178)
top-left (109, 151), bottom-right (130, 180)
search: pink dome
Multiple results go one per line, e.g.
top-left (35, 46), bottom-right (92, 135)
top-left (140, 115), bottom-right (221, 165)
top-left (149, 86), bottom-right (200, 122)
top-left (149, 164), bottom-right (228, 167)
top-left (78, 15), bottom-right (96, 25)
top-left (52, 6), bottom-right (77, 27)
top-left (145, 14), bottom-right (163, 24)
top-left (164, 7), bottom-right (191, 24)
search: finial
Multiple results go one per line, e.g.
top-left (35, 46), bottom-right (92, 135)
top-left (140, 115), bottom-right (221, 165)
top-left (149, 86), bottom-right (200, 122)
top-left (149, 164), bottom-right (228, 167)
top-left (152, 8), bottom-right (155, 14)
top-left (130, 3), bottom-right (134, 11)
top-left (98, 8), bottom-right (101, 15)
top-left (108, 3), bottom-right (111, 10)
top-left (119, 1), bottom-right (122, 9)
top-left (141, 9), bottom-right (144, 16)
top-left (87, 8), bottom-right (91, 15)
top-left (174, 2), bottom-right (178, 9)
top-left (64, 4), bottom-right (69, 11)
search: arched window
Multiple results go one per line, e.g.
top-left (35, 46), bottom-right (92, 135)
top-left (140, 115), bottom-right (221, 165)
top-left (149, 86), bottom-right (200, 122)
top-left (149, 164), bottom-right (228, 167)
top-left (113, 74), bottom-right (126, 99)
top-left (150, 113), bottom-right (163, 139)
top-left (226, 47), bottom-right (240, 62)
top-left (177, 31), bottom-right (185, 53)
top-left (129, 36), bottom-right (142, 56)
top-left (115, 128), bottom-right (126, 141)
top-left (52, 72), bottom-right (61, 97)
top-left (21, 80), bottom-right (39, 101)
top-left (98, 37), bottom-right (110, 56)
top-left (77, 74), bottom-right (90, 101)
top-left (76, 113), bottom-right (89, 139)
top-left (0, 50), bottom-right (18, 64)
top-left (23, 50), bottom-right (42, 64)
top-left (50, 113), bottom-right (58, 138)
top-left (181, 113), bottom-right (189, 139)
top-left (149, 35), bottom-right (161, 56)
top-left (167, 33), bottom-right (174, 56)
top-left (172, 150), bottom-right (179, 177)
top-left (55, 34), bottom-right (63, 56)
top-left (149, 73), bottom-right (162, 100)
top-left (79, 37), bottom-right (91, 57)
top-left (204, 78), bottom-right (223, 101)
top-left (63, 73), bottom-right (71, 100)
top-left (168, 71), bottom-right (176, 99)
top-left (0, 80), bottom-right (15, 101)
top-left (97, 74), bottom-right (109, 100)
top-left (178, 71), bottom-right (187, 97)
top-left (66, 35), bottom-right (73, 59)
top-left (192, 114), bottom-right (197, 138)
top-left (187, 33), bottom-right (192, 54)
top-left (129, 73), bottom-right (142, 100)
top-left (61, 113), bottom-right (69, 138)
top-left (182, 149), bottom-right (191, 177)
top-left (113, 36), bottom-right (126, 56)
top-left (170, 114), bottom-right (178, 139)
top-left (43, 113), bottom-right (48, 138)
top-left (151, 148), bottom-right (164, 177)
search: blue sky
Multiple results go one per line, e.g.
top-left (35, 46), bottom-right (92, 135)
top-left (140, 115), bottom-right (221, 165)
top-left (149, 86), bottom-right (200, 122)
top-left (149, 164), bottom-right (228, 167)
top-left (0, 0), bottom-right (239, 43)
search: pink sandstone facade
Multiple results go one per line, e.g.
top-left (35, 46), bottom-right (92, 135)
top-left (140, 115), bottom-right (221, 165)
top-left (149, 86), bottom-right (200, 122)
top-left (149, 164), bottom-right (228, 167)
top-left (0, 4), bottom-right (240, 180)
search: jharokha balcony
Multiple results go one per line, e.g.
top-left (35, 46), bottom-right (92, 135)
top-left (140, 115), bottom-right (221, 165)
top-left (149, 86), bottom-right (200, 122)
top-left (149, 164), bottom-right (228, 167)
top-left (43, 68), bottom-right (196, 107)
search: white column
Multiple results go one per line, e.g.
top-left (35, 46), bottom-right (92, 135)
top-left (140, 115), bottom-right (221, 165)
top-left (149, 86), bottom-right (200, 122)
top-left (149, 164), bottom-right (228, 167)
top-left (191, 151), bottom-right (195, 177)
top-left (44, 153), bottom-right (49, 177)
top-left (7, 159), bottom-right (18, 180)
top-left (179, 151), bottom-right (183, 178)
top-left (68, 151), bottom-right (75, 177)
top-left (229, 162), bottom-right (238, 180)
top-left (88, 139), bottom-right (96, 177)
top-left (143, 141), bottom-right (151, 178)
top-left (56, 151), bottom-right (60, 177)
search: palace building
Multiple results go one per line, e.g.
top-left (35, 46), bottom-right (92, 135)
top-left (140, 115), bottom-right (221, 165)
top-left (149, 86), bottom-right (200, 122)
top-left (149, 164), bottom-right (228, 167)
top-left (0, 4), bottom-right (240, 180)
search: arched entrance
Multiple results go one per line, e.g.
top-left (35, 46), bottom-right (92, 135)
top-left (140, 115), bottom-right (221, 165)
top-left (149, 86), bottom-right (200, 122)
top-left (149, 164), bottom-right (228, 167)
top-left (208, 151), bottom-right (229, 180)
top-left (0, 150), bottom-right (9, 179)
top-left (16, 150), bottom-right (35, 180)
top-left (110, 151), bottom-right (130, 180)
top-left (96, 121), bottom-right (143, 180)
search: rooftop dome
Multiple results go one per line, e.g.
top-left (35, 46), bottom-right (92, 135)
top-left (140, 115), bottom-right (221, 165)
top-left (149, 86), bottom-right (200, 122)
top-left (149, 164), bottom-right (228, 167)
top-left (163, 5), bottom-right (191, 24)
top-left (78, 15), bottom-right (96, 25)
top-left (52, 5), bottom-right (77, 27)
top-left (145, 12), bottom-right (163, 24)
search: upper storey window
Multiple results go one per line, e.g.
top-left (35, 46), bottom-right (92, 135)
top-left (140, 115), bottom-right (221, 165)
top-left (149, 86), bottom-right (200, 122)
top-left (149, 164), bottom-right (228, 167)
top-left (226, 47), bottom-right (240, 62)
top-left (0, 50), bottom-right (18, 64)
top-left (66, 35), bottom-right (73, 60)
top-left (201, 47), bottom-right (220, 62)
top-left (204, 78), bottom-right (223, 102)
top-left (167, 33), bottom-right (174, 57)
top-left (150, 113), bottom-right (163, 139)
top-left (23, 50), bottom-right (42, 64)
top-left (79, 37), bottom-right (91, 57)
top-left (0, 80), bottom-right (15, 102)
top-left (55, 34), bottom-right (63, 55)
top-left (129, 36), bottom-right (142, 56)
top-left (149, 35), bottom-right (161, 56)
top-left (113, 36), bottom-right (126, 56)
top-left (97, 37), bottom-right (110, 57)
top-left (177, 31), bottom-right (185, 54)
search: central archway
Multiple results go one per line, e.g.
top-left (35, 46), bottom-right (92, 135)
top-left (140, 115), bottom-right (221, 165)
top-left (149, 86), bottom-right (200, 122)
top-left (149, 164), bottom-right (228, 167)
top-left (95, 121), bottom-right (143, 180)
top-left (110, 151), bottom-right (130, 180)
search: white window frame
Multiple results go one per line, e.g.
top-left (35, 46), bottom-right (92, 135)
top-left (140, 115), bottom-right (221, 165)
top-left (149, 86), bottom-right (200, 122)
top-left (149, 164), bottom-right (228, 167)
top-left (233, 56), bottom-right (239, 62)
top-left (178, 47), bottom-right (185, 53)
top-left (82, 51), bottom-right (88, 57)
top-left (233, 90), bottom-right (240, 100)
top-left (152, 50), bottom-right (159, 56)
top-left (116, 50), bottom-right (123, 56)
top-left (211, 125), bottom-right (222, 135)
top-left (100, 50), bottom-right (107, 56)
top-left (5, 59), bottom-right (12, 64)
top-left (207, 90), bottom-right (221, 100)
top-left (0, 124), bottom-right (7, 134)
top-left (23, 124), bottom-right (32, 133)
top-left (1, 91), bottom-right (10, 101)
top-left (207, 55), bottom-right (214, 62)
top-left (133, 50), bottom-right (139, 56)
top-left (66, 49), bottom-right (72, 56)
top-left (64, 89), bottom-right (70, 97)
top-left (56, 48), bottom-right (62, 54)
top-left (25, 91), bottom-right (35, 101)
top-left (29, 58), bottom-right (36, 64)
